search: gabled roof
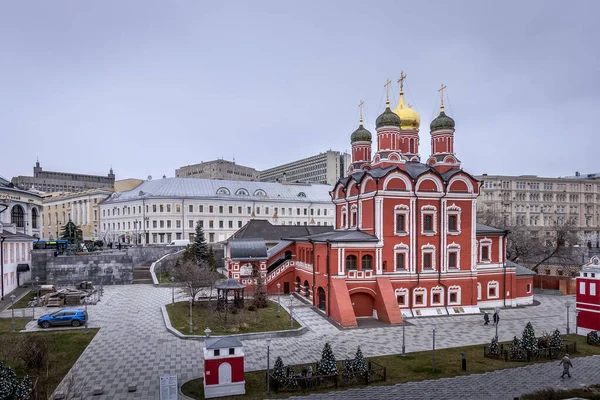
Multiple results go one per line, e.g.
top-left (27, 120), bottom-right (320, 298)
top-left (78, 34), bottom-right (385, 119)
top-left (229, 238), bottom-right (267, 259)
top-left (506, 260), bottom-right (536, 276)
top-left (205, 337), bottom-right (243, 349)
top-left (476, 223), bottom-right (507, 235)
top-left (285, 230), bottom-right (379, 243)
top-left (231, 220), bottom-right (333, 242)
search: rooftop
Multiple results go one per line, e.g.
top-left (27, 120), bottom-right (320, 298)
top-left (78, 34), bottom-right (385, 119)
top-left (232, 220), bottom-right (333, 242)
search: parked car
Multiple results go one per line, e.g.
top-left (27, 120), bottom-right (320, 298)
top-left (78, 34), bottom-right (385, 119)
top-left (38, 308), bottom-right (87, 328)
top-left (167, 239), bottom-right (190, 246)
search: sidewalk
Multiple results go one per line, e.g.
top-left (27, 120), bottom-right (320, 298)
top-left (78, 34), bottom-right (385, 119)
top-left (0, 287), bottom-right (31, 312)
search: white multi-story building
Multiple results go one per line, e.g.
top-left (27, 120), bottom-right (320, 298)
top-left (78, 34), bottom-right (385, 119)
top-left (260, 150), bottom-right (351, 186)
top-left (477, 172), bottom-right (600, 245)
top-left (99, 177), bottom-right (335, 245)
top-left (176, 159), bottom-right (260, 181)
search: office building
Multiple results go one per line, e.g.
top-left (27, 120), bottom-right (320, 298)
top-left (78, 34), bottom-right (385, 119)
top-left (260, 151), bottom-right (351, 185)
top-left (176, 159), bottom-right (260, 181)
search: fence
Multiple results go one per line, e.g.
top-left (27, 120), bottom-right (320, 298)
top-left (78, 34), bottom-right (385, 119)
top-left (484, 342), bottom-right (577, 362)
top-left (268, 359), bottom-right (386, 393)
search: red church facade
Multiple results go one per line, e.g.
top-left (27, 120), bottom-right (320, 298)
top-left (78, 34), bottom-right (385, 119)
top-left (576, 257), bottom-right (600, 331)
top-left (226, 77), bottom-right (534, 327)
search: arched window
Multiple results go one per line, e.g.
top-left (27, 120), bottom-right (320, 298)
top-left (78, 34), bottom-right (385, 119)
top-left (346, 255), bottom-right (357, 270)
top-left (318, 287), bottom-right (326, 310)
top-left (362, 255), bottom-right (373, 270)
top-left (31, 208), bottom-right (38, 229)
top-left (216, 187), bottom-right (230, 195)
top-left (304, 280), bottom-right (310, 297)
top-left (11, 205), bottom-right (24, 228)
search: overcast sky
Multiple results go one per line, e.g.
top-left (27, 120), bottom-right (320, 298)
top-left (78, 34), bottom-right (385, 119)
top-left (1, 1), bottom-right (599, 182)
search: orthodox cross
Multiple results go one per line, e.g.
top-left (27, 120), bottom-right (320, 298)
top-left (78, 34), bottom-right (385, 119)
top-left (438, 83), bottom-right (447, 111)
top-left (398, 71), bottom-right (407, 92)
top-left (384, 78), bottom-right (392, 103)
top-left (358, 100), bottom-right (364, 122)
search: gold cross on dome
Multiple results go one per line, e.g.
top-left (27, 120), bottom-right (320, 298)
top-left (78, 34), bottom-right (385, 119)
top-left (358, 100), bottom-right (364, 121)
top-left (384, 78), bottom-right (392, 103)
top-left (438, 83), bottom-right (447, 111)
top-left (398, 71), bottom-right (407, 92)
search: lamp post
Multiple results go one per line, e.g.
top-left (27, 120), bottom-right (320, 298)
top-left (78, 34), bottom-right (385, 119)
top-left (565, 300), bottom-right (572, 335)
top-left (84, 302), bottom-right (88, 335)
top-left (494, 306), bottom-right (500, 340)
top-left (289, 294), bottom-right (294, 329)
top-left (401, 313), bottom-right (407, 357)
top-left (277, 283), bottom-right (281, 313)
top-left (266, 338), bottom-right (272, 393)
top-left (10, 294), bottom-right (16, 332)
top-left (204, 327), bottom-right (211, 338)
top-left (33, 276), bottom-right (39, 321)
top-left (432, 323), bottom-right (436, 372)
top-left (575, 309), bottom-right (579, 350)
top-left (170, 276), bottom-right (175, 304)
top-left (189, 298), bottom-right (193, 334)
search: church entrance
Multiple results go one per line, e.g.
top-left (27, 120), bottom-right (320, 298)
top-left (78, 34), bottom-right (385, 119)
top-left (318, 287), bottom-right (326, 311)
top-left (350, 292), bottom-right (376, 318)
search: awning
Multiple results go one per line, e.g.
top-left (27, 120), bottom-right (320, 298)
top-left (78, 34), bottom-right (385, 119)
top-left (16, 264), bottom-right (30, 272)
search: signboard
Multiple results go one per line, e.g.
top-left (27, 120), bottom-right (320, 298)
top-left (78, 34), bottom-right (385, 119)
top-left (159, 375), bottom-right (178, 400)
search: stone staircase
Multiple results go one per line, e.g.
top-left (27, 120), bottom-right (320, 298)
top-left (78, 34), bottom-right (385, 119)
top-left (133, 262), bottom-right (153, 284)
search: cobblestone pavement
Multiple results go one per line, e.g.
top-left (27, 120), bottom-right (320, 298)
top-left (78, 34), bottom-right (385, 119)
top-left (0, 284), bottom-right (591, 399)
top-left (290, 355), bottom-right (600, 400)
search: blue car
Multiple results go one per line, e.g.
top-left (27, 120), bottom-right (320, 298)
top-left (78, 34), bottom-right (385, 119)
top-left (38, 308), bottom-right (87, 328)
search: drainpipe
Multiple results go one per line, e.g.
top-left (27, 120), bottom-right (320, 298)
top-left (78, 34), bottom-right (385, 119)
top-left (437, 183), bottom-right (450, 315)
top-left (326, 239), bottom-right (331, 317)
top-left (310, 239), bottom-right (315, 304)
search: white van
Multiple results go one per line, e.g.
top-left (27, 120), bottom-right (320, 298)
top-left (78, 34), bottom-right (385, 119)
top-left (167, 239), bottom-right (190, 247)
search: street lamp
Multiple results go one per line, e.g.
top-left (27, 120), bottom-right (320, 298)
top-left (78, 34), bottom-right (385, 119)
top-left (277, 283), bottom-right (281, 313)
top-left (266, 338), bottom-right (272, 394)
top-left (432, 323), bottom-right (437, 372)
top-left (494, 306), bottom-right (500, 340)
top-left (289, 294), bottom-right (294, 329)
top-left (204, 327), bottom-right (211, 338)
top-left (10, 294), bottom-right (16, 332)
top-left (565, 300), bottom-right (572, 335)
top-left (401, 313), bottom-right (407, 357)
top-left (189, 298), bottom-right (193, 334)
top-left (575, 309), bottom-right (580, 350)
top-left (33, 276), bottom-right (39, 321)
top-left (170, 276), bottom-right (175, 304)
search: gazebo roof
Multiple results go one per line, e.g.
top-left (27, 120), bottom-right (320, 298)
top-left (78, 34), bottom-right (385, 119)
top-left (215, 278), bottom-right (247, 290)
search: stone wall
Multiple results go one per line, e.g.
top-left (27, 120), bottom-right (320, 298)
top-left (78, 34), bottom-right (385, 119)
top-left (128, 246), bottom-right (185, 266)
top-left (46, 253), bottom-right (133, 286)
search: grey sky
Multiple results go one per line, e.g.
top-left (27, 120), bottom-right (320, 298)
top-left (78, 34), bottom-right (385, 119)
top-left (2, 0), bottom-right (598, 182)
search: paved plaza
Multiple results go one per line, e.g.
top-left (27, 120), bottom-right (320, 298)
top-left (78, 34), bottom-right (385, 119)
top-left (1, 285), bottom-right (598, 399)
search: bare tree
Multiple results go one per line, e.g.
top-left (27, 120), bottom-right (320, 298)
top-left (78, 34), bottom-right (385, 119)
top-left (172, 259), bottom-right (218, 305)
top-left (477, 209), bottom-right (581, 272)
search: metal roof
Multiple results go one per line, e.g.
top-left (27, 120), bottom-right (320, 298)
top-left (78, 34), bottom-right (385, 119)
top-left (476, 223), bottom-right (506, 235)
top-left (506, 260), bottom-right (536, 276)
top-left (229, 238), bottom-right (267, 259)
top-left (101, 177), bottom-right (333, 204)
top-left (205, 337), bottom-right (243, 349)
top-left (286, 230), bottom-right (379, 243)
top-left (267, 240), bottom-right (293, 258)
top-left (215, 278), bottom-right (247, 290)
top-left (231, 220), bottom-right (333, 242)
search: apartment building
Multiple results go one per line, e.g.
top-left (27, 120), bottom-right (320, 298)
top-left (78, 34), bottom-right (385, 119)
top-left (260, 150), bottom-right (351, 186)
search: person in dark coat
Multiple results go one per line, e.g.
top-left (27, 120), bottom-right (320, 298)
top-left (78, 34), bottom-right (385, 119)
top-left (484, 312), bottom-right (490, 325)
top-left (493, 311), bottom-right (498, 325)
top-left (560, 354), bottom-right (573, 378)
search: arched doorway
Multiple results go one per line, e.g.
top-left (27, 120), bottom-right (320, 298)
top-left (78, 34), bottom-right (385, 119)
top-left (350, 292), bottom-right (376, 318)
top-left (318, 287), bottom-right (326, 311)
top-left (295, 277), bottom-right (301, 293)
top-left (303, 280), bottom-right (310, 297)
top-left (11, 205), bottom-right (24, 228)
top-left (218, 362), bottom-right (232, 384)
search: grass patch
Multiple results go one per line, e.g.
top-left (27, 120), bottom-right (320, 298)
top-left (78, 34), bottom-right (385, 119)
top-left (0, 323), bottom-right (98, 398)
top-left (166, 300), bottom-right (300, 336)
top-left (157, 271), bottom-right (173, 284)
top-left (181, 334), bottom-right (600, 399)
top-left (9, 291), bottom-right (36, 309)
top-left (521, 385), bottom-right (600, 400)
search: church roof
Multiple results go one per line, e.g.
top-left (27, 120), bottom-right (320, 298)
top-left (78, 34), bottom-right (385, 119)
top-left (205, 337), bottom-right (243, 349)
top-left (228, 238), bottom-right (268, 259)
top-left (506, 260), bottom-right (537, 276)
top-left (285, 230), bottom-right (379, 243)
top-left (231, 220), bottom-right (333, 242)
top-left (476, 223), bottom-right (507, 235)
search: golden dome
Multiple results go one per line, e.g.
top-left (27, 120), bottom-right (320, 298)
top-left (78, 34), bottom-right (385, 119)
top-left (393, 91), bottom-right (420, 130)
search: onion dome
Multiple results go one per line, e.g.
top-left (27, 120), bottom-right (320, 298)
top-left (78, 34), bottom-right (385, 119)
top-left (430, 108), bottom-right (455, 131)
top-left (393, 92), bottom-right (420, 130)
top-left (375, 101), bottom-right (401, 129)
top-left (351, 119), bottom-right (372, 143)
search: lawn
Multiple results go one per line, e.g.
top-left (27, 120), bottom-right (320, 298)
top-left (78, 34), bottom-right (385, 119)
top-left (181, 334), bottom-right (600, 399)
top-left (166, 300), bottom-right (300, 336)
top-left (9, 291), bottom-right (36, 309)
top-left (0, 318), bottom-right (98, 399)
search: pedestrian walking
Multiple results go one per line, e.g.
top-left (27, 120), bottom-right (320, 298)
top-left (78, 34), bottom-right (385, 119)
top-left (560, 354), bottom-right (573, 378)
top-left (484, 312), bottom-right (490, 325)
top-left (493, 311), bottom-right (498, 325)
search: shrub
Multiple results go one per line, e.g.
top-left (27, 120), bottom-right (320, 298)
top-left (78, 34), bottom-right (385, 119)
top-left (353, 346), bottom-right (367, 373)
top-left (317, 343), bottom-right (338, 376)
top-left (488, 337), bottom-right (501, 356)
top-left (588, 331), bottom-right (600, 345)
top-left (521, 322), bottom-right (538, 351)
top-left (510, 336), bottom-right (524, 360)
top-left (550, 329), bottom-right (563, 348)
top-left (247, 305), bottom-right (256, 312)
top-left (537, 331), bottom-right (550, 349)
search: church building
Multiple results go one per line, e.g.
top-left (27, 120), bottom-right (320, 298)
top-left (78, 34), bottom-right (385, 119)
top-left (226, 74), bottom-right (534, 327)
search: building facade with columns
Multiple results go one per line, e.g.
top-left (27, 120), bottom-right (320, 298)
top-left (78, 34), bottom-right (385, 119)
top-left (227, 76), bottom-right (534, 327)
top-left (0, 177), bottom-right (43, 238)
top-left (99, 177), bottom-right (335, 245)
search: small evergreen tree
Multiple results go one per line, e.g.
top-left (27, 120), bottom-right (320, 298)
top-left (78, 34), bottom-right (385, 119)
top-left (252, 273), bottom-right (268, 308)
top-left (194, 222), bottom-right (209, 263)
top-left (317, 343), bottom-right (338, 376)
top-left (273, 356), bottom-right (286, 381)
top-left (520, 321), bottom-right (538, 351)
top-left (60, 220), bottom-right (83, 244)
top-left (509, 336), bottom-right (523, 360)
top-left (352, 346), bottom-right (367, 372)
top-left (550, 329), bottom-right (563, 348)
top-left (343, 360), bottom-right (354, 374)
top-left (0, 361), bottom-right (33, 399)
top-left (488, 337), bottom-right (501, 356)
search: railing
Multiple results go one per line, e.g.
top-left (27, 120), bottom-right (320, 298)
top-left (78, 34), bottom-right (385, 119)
top-left (484, 342), bottom-right (576, 362)
top-left (266, 261), bottom-right (293, 284)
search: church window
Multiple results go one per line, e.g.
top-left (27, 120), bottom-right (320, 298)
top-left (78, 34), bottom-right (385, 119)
top-left (448, 215), bottom-right (458, 232)
top-left (346, 255), bottom-right (357, 270)
top-left (362, 255), bottom-right (372, 270)
top-left (487, 281), bottom-right (499, 298)
top-left (481, 245), bottom-right (490, 262)
top-left (424, 215), bottom-right (433, 232)
top-left (351, 211), bottom-right (357, 227)
top-left (423, 253), bottom-right (432, 270)
top-left (448, 252), bottom-right (457, 269)
top-left (432, 293), bottom-right (440, 304)
top-left (397, 294), bottom-right (406, 306)
top-left (395, 214), bottom-right (406, 233)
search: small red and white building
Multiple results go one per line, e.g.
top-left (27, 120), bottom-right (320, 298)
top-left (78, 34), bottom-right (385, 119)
top-left (226, 78), bottom-right (535, 327)
top-left (203, 337), bottom-right (245, 398)
top-left (576, 256), bottom-right (600, 331)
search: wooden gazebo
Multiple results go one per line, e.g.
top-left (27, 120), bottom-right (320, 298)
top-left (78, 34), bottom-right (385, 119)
top-left (215, 278), bottom-right (247, 311)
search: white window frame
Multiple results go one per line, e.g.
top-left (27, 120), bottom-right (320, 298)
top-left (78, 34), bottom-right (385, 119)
top-left (350, 204), bottom-right (358, 228)
top-left (421, 244), bottom-right (436, 271)
top-left (341, 206), bottom-right (348, 229)
top-left (477, 282), bottom-right (482, 300)
top-left (394, 243), bottom-right (409, 272)
top-left (421, 205), bottom-right (437, 235)
top-left (413, 287), bottom-right (427, 307)
top-left (431, 286), bottom-right (444, 306)
top-left (394, 205), bottom-right (409, 236)
top-left (395, 288), bottom-right (408, 307)
top-left (448, 285), bottom-right (461, 305)
top-left (446, 204), bottom-right (461, 235)
top-left (479, 238), bottom-right (492, 263)
top-left (591, 282), bottom-right (596, 296)
top-left (487, 280), bottom-right (499, 299)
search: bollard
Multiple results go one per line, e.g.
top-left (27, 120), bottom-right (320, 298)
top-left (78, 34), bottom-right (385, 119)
top-left (460, 353), bottom-right (466, 371)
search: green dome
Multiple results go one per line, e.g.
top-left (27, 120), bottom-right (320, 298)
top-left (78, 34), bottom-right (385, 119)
top-left (351, 122), bottom-right (372, 143)
top-left (430, 110), bottom-right (455, 131)
top-left (375, 105), bottom-right (401, 129)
